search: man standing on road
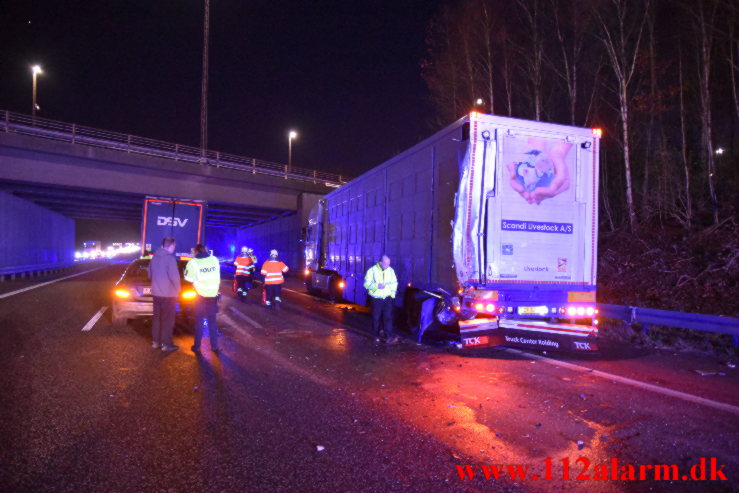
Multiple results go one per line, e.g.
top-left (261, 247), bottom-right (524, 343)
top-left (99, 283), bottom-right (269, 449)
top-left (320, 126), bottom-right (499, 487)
top-left (260, 249), bottom-right (288, 308)
top-left (234, 246), bottom-right (255, 302)
top-left (363, 255), bottom-right (399, 344)
top-left (149, 236), bottom-right (180, 352)
top-left (185, 244), bottom-right (222, 353)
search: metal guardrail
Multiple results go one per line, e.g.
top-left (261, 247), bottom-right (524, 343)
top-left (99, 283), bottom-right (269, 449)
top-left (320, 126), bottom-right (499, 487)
top-left (597, 303), bottom-right (739, 347)
top-left (0, 259), bottom-right (99, 280)
top-left (0, 110), bottom-right (349, 187)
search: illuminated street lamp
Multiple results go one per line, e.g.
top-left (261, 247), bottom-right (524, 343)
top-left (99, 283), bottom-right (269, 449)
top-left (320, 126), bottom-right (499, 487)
top-left (31, 65), bottom-right (42, 118)
top-left (715, 147), bottom-right (724, 155)
top-left (288, 130), bottom-right (298, 169)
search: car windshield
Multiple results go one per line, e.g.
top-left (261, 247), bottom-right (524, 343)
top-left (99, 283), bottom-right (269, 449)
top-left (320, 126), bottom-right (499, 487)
top-left (123, 259), bottom-right (189, 281)
top-left (125, 260), bottom-right (151, 281)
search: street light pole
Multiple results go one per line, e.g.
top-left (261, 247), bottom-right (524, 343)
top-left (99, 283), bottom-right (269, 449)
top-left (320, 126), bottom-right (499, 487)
top-left (200, 0), bottom-right (210, 157)
top-left (32, 65), bottom-right (42, 119)
top-left (288, 130), bottom-right (298, 170)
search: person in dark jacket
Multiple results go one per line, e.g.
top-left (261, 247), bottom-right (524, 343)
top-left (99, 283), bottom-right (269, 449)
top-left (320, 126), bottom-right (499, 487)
top-left (149, 237), bottom-right (181, 351)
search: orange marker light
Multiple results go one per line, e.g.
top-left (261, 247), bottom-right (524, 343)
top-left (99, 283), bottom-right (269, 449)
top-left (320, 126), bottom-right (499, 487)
top-left (338, 281), bottom-right (345, 289)
top-left (181, 290), bottom-right (197, 300)
top-left (115, 289), bottom-right (130, 298)
top-left (592, 128), bottom-right (603, 138)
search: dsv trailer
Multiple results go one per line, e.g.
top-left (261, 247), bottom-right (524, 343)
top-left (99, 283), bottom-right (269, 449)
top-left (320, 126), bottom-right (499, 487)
top-left (305, 112), bottom-right (601, 352)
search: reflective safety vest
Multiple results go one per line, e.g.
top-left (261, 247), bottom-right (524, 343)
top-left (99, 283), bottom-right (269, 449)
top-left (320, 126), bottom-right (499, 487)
top-left (184, 255), bottom-right (221, 297)
top-left (363, 263), bottom-right (398, 299)
top-left (261, 260), bottom-right (288, 285)
top-left (234, 256), bottom-right (255, 276)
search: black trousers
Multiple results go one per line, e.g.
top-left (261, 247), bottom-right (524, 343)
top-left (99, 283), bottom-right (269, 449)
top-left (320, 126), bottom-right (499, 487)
top-left (370, 296), bottom-right (395, 338)
top-left (152, 296), bottom-right (176, 346)
top-left (193, 295), bottom-right (219, 350)
top-left (265, 284), bottom-right (282, 304)
top-left (236, 274), bottom-right (252, 291)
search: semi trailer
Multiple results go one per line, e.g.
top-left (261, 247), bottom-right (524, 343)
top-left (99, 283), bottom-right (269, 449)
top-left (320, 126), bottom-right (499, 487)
top-left (141, 197), bottom-right (206, 258)
top-left (304, 112), bottom-right (601, 352)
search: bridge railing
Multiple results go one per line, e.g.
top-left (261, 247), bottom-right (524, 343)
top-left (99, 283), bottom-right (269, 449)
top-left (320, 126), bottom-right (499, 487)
top-left (0, 110), bottom-right (349, 187)
top-left (597, 303), bottom-right (739, 347)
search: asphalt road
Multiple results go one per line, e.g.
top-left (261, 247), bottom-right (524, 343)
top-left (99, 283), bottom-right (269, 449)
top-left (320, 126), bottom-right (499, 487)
top-left (0, 261), bottom-right (737, 492)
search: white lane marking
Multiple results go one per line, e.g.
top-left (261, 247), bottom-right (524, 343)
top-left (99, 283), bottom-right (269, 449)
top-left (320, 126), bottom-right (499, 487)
top-left (0, 266), bottom-right (107, 300)
top-left (228, 306), bottom-right (263, 329)
top-left (283, 287), bottom-right (322, 301)
top-left (219, 313), bottom-right (247, 336)
top-left (505, 348), bottom-right (739, 416)
top-left (81, 306), bottom-right (108, 332)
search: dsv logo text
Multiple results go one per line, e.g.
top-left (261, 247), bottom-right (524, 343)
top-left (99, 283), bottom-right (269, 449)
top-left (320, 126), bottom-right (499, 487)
top-left (157, 216), bottom-right (189, 227)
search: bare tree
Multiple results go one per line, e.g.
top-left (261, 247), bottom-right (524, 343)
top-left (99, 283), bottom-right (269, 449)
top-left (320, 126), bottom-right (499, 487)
top-left (547, 0), bottom-right (591, 125)
top-left (640, 3), bottom-right (655, 219)
top-left (692, 0), bottom-right (720, 225)
top-left (422, 6), bottom-right (465, 124)
top-left (478, 0), bottom-right (497, 114)
top-left (501, 28), bottom-right (515, 117)
top-left (515, 0), bottom-right (546, 120)
top-left (595, 0), bottom-right (649, 231)
top-left (676, 45), bottom-right (692, 228)
top-left (726, 4), bottom-right (739, 131)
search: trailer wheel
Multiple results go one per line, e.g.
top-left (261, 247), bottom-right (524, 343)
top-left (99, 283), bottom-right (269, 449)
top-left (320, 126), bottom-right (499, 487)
top-left (328, 275), bottom-right (343, 303)
top-left (305, 274), bottom-right (319, 295)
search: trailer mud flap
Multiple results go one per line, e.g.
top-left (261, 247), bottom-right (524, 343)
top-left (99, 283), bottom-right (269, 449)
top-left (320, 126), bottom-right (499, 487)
top-left (457, 318), bottom-right (599, 352)
top-left (458, 318), bottom-right (501, 348)
top-left (498, 319), bottom-right (599, 353)
top-left (497, 329), bottom-right (599, 353)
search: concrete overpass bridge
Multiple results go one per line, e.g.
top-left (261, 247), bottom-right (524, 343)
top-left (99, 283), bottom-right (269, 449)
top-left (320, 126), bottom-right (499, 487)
top-left (0, 110), bottom-right (348, 271)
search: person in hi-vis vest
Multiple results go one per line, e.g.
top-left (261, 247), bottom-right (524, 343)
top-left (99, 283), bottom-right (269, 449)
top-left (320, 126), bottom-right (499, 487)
top-left (363, 255), bottom-right (398, 344)
top-left (260, 249), bottom-right (288, 308)
top-left (184, 244), bottom-right (221, 353)
top-left (234, 246), bottom-right (255, 301)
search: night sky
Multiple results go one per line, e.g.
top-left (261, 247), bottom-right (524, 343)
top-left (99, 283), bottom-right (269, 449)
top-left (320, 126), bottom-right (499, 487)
top-left (1, 0), bottom-right (446, 176)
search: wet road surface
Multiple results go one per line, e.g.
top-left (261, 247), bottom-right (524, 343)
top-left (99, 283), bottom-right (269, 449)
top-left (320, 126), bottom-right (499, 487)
top-left (1, 261), bottom-right (737, 492)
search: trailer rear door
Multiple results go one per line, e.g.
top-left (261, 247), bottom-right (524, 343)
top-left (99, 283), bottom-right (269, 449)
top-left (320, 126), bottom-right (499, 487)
top-left (486, 131), bottom-right (596, 286)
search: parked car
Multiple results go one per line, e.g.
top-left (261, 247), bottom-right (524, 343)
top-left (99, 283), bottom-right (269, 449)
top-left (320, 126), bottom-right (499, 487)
top-left (111, 257), bottom-right (196, 325)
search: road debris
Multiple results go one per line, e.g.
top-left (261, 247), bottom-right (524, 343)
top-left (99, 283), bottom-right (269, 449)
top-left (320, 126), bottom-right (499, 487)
top-left (693, 370), bottom-right (726, 377)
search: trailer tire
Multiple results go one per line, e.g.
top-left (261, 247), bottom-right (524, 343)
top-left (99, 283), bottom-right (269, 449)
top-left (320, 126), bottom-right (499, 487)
top-left (305, 274), bottom-right (320, 296)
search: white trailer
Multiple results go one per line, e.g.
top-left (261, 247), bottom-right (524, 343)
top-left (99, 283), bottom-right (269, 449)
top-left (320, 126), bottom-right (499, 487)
top-left (305, 112), bottom-right (601, 352)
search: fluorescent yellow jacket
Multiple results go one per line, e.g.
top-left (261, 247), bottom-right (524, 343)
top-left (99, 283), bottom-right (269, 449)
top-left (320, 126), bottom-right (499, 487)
top-left (184, 255), bottom-right (221, 297)
top-left (363, 263), bottom-right (398, 299)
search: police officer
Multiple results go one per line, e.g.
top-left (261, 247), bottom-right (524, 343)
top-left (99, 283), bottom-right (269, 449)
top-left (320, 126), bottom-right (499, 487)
top-left (363, 255), bottom-right (399, 344)
top-left (184, 244), bottom-right (222, 353)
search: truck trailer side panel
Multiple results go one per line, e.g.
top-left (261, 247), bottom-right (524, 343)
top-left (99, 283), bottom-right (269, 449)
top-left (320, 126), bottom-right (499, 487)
top-left (319, 120), bottom-right (467, 305)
